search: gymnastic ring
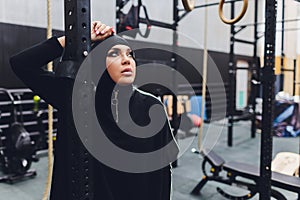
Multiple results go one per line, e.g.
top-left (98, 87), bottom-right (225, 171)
top-left (182, 0), bottom-right (195, 11)
top-left (218, 0), bottom-right (248, 24)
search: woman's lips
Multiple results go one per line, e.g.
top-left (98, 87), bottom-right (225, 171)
top-left (121, 68), bottom-right (133, 76)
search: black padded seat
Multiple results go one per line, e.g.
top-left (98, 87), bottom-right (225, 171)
top-left (272, 171), bottom-right (300, 193)
top-left (223, 161), bottom-right (300, 193)
top-left (223, 161), bottom-right (260, 181)
top-left (232, 111), bottom-right (253, 122)
top-left (202, 149), bottom-right (225, 167)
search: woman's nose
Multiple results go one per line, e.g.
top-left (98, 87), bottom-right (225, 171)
top-left (121, 54), bottom-right (131, 65)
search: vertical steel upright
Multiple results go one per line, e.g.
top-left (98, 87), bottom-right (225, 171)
top-left (171, 0), bottom-right (179, 167)
top-left (251, 0), bottom-right (259, 138)
top-left (62, 0), bottom-right (91, 65)
top-left (227, 1), bottom-right (236, 147)
top-left (260, 0), bottom-right (277, 199)
top-left (58, 0), bottom-right (94, 199)
top-left (280, 0), bottom-right (285, 91)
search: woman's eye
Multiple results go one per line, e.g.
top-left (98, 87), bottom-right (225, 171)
top-left (128, 52), bottom-right (134, 57)
top-left (107, 51), bottom-right (119, 57)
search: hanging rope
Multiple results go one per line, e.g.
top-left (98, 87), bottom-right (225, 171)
top-left (198, 0), bottom-right (208, 151)
top-left (42, 0), bottom-right (54, 199)
top-left (219, 0), bottom-right (248, 24)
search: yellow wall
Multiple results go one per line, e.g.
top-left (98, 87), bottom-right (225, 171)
top-left (296, 56), bottom-right (300, 96)
top-left (283, 58), bottom-right (294, 95)
top-left (274, 56), bottom-right (299, 95)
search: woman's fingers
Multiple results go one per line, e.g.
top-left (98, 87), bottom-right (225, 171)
top-left (91, 21), bottom-right (115, 41)
top-left (99, 26), bottom-right (115, 37)
top-left (94, 22), bottom-right (106, 35)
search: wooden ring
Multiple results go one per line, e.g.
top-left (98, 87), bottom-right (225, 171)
top-left (182, 0), bottom-right (195, 12)
top-left (219, 0), bottom-right (248, 24)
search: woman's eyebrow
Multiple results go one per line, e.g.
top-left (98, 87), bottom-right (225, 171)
top-left (109, 47), bottom-right (131, 52)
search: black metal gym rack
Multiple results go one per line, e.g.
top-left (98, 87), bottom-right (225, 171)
top-left (225, 0), bottom-right (278, 198)
top-left (188, 1), bottom-right (278, 198)
top-left (227, 0), bottom-right (260, 147)
top-left (61, 0), bottom-right (278, 199)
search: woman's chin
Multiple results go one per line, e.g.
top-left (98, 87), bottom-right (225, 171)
top-left (116, 78), bottom-right (135, 86)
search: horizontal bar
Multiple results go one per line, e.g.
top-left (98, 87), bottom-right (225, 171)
top-left (236, 18), bottom-right (300, 27)
top-left (236, 67), bottom-right (250, 70)
top-left (281, 68), bottom-right (294, 72)
top-left (0, 100), bottom-right (35, 106)
top-left (178, 0), bottom-right (244, 11)
top-left (139, 18), bottom-right (175, 30)
top-left (234, 38), bottom-right (255, 45)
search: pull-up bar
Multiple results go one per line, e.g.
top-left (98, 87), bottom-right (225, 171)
top-left (180, 0), bottom-right (245, 10)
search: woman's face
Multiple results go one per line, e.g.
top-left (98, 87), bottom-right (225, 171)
top-left (106, 44), bottom-right (136, 85)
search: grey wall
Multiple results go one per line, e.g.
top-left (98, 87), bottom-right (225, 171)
top-left (0, 0), bottom-right (263, 89)
top-left (0, 0), bottom-right (264, 54)
top-left (0, 23), bottom-right (63, 88)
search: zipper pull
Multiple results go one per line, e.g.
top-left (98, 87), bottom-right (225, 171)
top-left (111, 90), bottom-right (119, 123)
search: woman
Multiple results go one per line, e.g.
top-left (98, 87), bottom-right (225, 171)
top-left (10, 21), bottom-right (178, 200)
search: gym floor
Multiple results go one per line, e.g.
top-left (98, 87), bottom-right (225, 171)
top-left (0, 121), bottom-right (299, 200)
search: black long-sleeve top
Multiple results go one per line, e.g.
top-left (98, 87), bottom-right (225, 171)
top-left (10, 37), bottom-right (178, 200)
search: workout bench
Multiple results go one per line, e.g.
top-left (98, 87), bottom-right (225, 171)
top-left (191, 149), bottom-right (300, 200)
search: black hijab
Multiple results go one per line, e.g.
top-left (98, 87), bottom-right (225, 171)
top-left (93, 35), bottom-right (172, 154)
top-left (94, 35), bottom-right (146, 152)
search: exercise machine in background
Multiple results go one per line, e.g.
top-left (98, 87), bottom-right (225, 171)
top-left (0, 88), bottom-right (38, 183)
